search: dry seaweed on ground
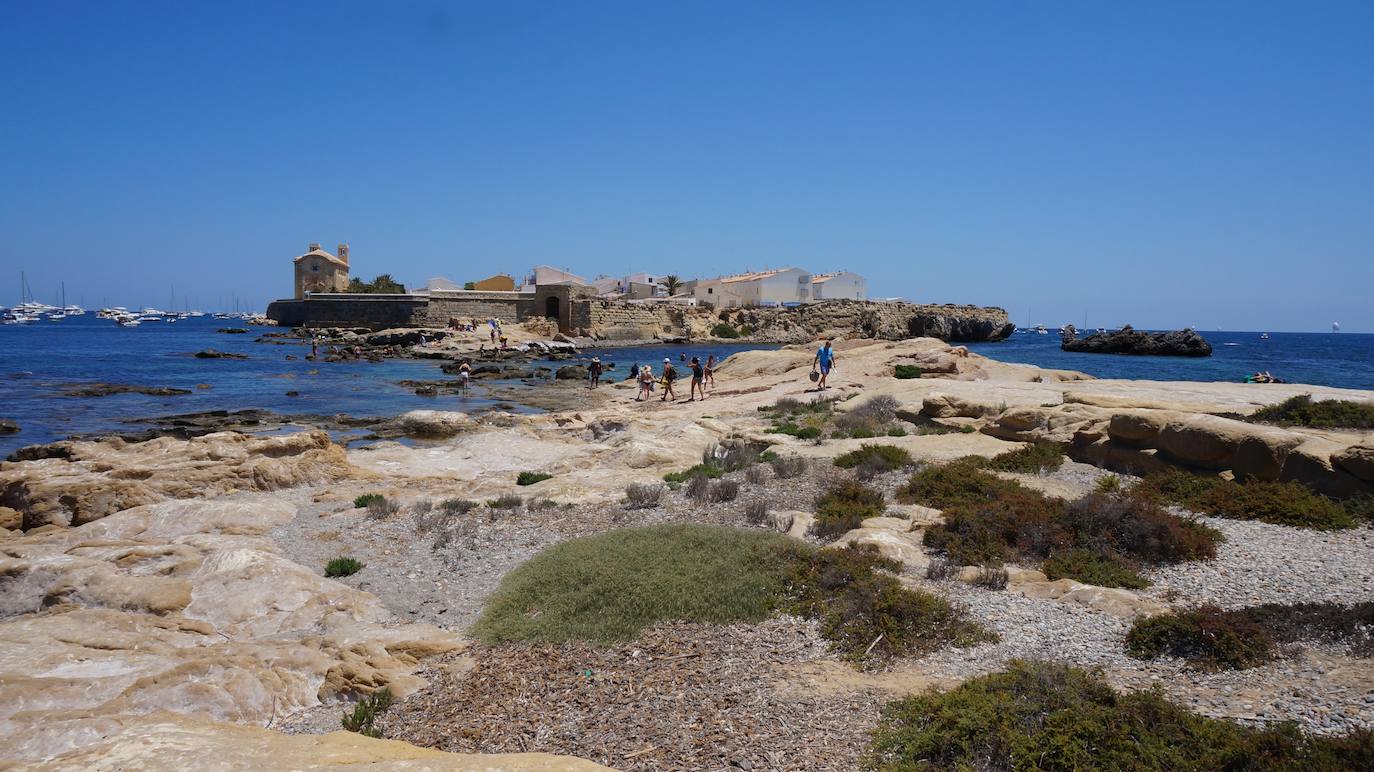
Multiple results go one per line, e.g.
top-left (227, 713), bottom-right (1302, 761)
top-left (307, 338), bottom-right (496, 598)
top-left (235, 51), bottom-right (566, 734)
top-left (382, 619), bottom-right (880, 772)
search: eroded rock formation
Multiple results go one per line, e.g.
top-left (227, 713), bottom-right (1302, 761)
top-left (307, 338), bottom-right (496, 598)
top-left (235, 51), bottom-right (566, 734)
top-left (0, 498), bottom-right (464, 765)
top-left (0, 431), bottom-right (355, 530)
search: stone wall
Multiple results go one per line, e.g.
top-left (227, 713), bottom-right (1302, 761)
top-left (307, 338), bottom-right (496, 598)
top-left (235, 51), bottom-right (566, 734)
top-left (571, 299), bottom-right (684, 340)
top-left (265, 295), bottom-right (427, 330)
top-left (423, 291), bottom-right (532, 326)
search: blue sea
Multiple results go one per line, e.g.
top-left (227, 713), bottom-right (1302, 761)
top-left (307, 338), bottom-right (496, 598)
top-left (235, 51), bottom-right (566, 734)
top-left (3, 319), bottom-right (1371, 457)
top-left (966, 330), bottom-right (1374, 391)
top-left (0, 315), bottom-right (766, 456)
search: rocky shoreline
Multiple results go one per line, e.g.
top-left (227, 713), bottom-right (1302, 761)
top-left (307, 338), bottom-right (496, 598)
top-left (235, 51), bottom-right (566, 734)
top-left (2, 333), bottom-right (1371, 768)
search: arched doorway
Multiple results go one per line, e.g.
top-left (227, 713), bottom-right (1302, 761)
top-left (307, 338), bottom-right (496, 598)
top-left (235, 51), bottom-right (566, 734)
top-left (545, 296), bottom-right (560, 320)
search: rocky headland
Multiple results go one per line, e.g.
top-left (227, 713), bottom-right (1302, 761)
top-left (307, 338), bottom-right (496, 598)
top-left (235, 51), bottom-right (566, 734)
top-left (1061, 324), bottom-right (1214, 356)
top-left (2, 335), bottom-right (1371, 768)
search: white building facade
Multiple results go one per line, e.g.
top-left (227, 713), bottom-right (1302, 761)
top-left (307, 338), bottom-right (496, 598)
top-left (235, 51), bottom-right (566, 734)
top-left (694, 268), bottom-right (813, 308)
top-left (811, 271), bottom-right (867, 301)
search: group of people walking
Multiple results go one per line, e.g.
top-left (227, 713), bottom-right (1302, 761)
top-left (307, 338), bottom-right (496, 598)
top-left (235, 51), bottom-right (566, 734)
top-left (629, 353), bottom-right (716, 402)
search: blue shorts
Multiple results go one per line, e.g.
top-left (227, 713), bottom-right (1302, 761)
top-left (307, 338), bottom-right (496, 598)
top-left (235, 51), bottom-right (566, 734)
top-left (819, 363), bottom-right (832, 375)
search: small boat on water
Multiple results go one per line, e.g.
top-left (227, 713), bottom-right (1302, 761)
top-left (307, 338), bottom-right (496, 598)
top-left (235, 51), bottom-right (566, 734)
top-left (1033, 324), bottom-right (1048, 335)
top-left (1260, 332), bottom-right (1270, 339)
top-left (1332, 322), bottom-right (1341, 332)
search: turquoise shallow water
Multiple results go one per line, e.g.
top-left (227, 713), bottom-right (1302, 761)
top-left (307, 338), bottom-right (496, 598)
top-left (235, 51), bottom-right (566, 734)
top-left (0, 315), bottom-right (767, 456)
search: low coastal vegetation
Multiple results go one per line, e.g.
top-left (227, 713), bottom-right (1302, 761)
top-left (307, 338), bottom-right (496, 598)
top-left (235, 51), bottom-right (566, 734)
top-left (340, 687), bottom-right (393, 738)
top-left (711, 322), bottom-right (741, 339)
top-left (353, 493), bottom-right (384, 509)
top-left (866, 660), bottom-right (1374, 770)
top-left (1127, 601), bottom-right (1374, 670)
top-left (1248, 394), bottom-right (1374, 429)
top-left (1136, 468), bottom-right (1358, 530)
top-left (515, 471), bottom-right (552, 486)
top-left (472, 524), bottom-right (992, 662)
top-left (811, 479), bottom-right (887, 538)
top-left (986, 441), bottom-right (1065, 473)
top-left (324, 556), bottom-right (363, 577)
top-left (761, 394), bottom-right (909, 441)
top-left (893, 364), bottom-right (922, 379)
top-left (486, 493), bottom-right (523, 510)
top-left (663, 442), bottom-right (760, 483)
top-left (833, 444), bottom-right (913, 477)
top-left (900, 459), bottom-right (1220, 588)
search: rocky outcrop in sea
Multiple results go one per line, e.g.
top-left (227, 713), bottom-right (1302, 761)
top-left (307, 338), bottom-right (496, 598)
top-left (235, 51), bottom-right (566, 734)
top-left (1060, 324), bottom-right (1212, 357)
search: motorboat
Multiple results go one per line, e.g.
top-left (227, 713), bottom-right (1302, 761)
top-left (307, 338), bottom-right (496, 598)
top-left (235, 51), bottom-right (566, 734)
top-left (1260, 332), bottom-right (1270, 340)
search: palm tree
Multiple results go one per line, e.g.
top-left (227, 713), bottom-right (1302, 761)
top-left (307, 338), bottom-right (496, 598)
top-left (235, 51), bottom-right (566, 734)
top-left (662, 275), bottom-right (682, 296)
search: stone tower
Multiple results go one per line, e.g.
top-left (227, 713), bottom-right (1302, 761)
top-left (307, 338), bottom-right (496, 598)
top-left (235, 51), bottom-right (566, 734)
top-left (337, 243), bottom-right (349, 265)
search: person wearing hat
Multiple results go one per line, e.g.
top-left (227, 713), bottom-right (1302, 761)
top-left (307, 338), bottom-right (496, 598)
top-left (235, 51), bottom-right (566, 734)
top-left (660, 357), bottom-right (678, 402)
top-left (588, 356), bottom-right (604, 389)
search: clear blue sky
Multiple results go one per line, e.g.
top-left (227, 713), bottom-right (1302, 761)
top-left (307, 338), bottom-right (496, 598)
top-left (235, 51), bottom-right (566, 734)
top-left (2, 1), bottom-right (1370, 331)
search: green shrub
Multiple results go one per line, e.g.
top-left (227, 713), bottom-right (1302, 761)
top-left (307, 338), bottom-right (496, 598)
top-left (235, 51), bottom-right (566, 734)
top-left (487, 493), bottom-right (523, 509)
top-left (866, 660), bottom-right (1374, 771)
top-left (1044, 548), bottom-right (1148, 589)
top-left (711, 322), bottom-right (741, 339)
top-left (988, 442), bottom-right (1065, 473)
top-left (1095, 473), bottom-right (1122, 493)
top-left (782, 544), bottom-right (994, 662)
top-left (1138, 469), bottom-right (1356, 530)
top-left (471, 524), bottom-right (992, 662)
top-left (473, 525), bottom-right (789, 644)
top-left (898, 458), bottom-right (1022, 517)
top-left (893, 364), bottom-right (922, 379)
top-left (353, 493), bottom-right (384, 509)
top-left (906, 462), bottom-right (1219, 580)
top-left (834, 444), bottom-right (913, 473)
top-left (516, 471), bottom-right (552, 486)
top-left (887, 427), bottom-right (907, 437)
top-left (325, 556), bottom-right (364, 577)
top-left (768, 422), bottom-right (823, 440)
top-left (1131, 602), bottom-right (1374, 669)
top-left (1249, 394), bottom-right (1374, 429)
top-left (340, 687), bottom-right (393, 738)
top-left (1243, 601), bottom-right (1374, 658)
top-left (1126, 607), bottom-right (1275, 670)
top-left (812, 479), bottom-right (886, 538)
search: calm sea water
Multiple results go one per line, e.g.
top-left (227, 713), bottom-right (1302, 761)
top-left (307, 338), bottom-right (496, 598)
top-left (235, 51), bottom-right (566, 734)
top-left (0, 315), bottom-right (767, 456)
top-left (966, 330), bottom-right (1374, 390)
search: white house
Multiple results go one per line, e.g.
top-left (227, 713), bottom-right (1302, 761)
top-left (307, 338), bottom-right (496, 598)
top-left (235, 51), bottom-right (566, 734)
top-left (694, 268), bottom-right (813, 308)
top-left (811, 271), bottom-right (867, 301)
top-left (522, 265), bottom-right (588, 292)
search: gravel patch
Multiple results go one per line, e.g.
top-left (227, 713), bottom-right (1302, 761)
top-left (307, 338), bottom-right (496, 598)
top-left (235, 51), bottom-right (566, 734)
top-left (1144, 515), bottom-right (1374, 609)
top-left (899, 578), bottom-right (1374, 735)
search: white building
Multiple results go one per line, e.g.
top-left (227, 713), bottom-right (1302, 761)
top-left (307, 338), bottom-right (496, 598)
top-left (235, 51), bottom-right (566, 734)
top-left (522, 265), bottom-right (588, 292)
top-left (694, 268), bottom-right (813, 308)
top-left (811, 271), bottom-right (867, 301)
